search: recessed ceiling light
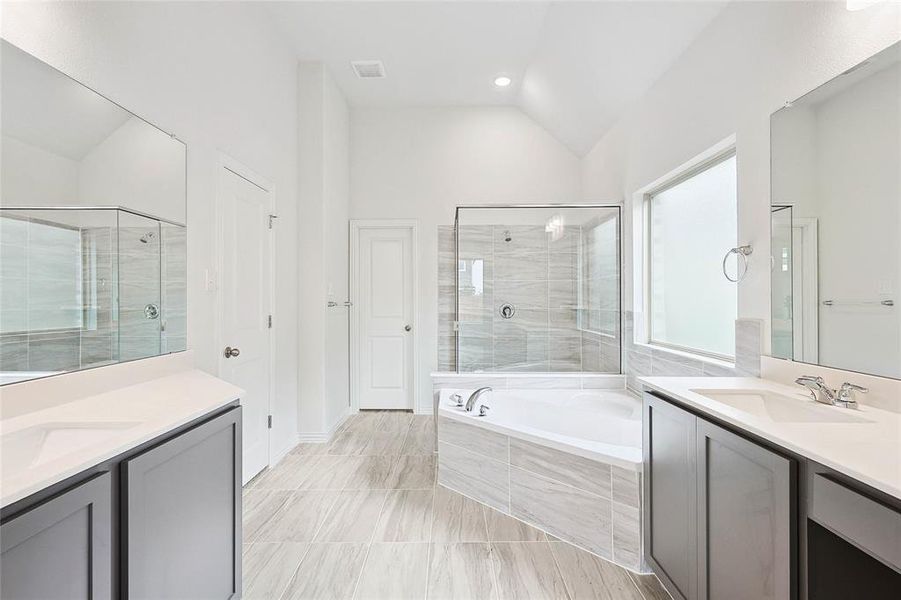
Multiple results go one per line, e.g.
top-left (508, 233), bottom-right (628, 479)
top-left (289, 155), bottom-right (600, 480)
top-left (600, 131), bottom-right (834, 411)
top-left (494, 76), bottom-right (512, 88)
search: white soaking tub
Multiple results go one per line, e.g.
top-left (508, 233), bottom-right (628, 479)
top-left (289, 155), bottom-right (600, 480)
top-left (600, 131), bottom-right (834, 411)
top-left (436, 386), bottom-right (646, 571)
top-left (438, 387), bottom-right (642, 470)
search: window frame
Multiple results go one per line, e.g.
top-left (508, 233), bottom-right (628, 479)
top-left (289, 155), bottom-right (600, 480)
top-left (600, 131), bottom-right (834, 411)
top-left (643, 147), bottom-right (738, 362)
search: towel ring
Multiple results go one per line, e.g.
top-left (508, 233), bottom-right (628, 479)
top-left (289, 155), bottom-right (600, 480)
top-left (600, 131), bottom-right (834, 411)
top-left (723, 245), bottom-right (753, 283)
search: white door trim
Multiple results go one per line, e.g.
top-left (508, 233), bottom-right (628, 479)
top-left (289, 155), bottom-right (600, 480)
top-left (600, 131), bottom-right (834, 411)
top-left (350, 219), bottom-right (419, 413)
top-left (215, 152), bottom-right (277, 467)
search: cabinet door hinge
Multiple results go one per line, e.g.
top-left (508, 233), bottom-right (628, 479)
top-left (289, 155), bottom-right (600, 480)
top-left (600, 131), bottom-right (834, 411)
top-left (268, 314), bottom-right (272, 328)
top-left (267, 415), bottom-right (273, 429)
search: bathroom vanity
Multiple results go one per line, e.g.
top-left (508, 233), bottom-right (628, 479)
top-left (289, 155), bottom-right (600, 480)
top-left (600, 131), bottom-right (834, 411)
top-left (0, 354), bottom-right (243, 599)
top-left (640, 377), bottom-right (901, 600)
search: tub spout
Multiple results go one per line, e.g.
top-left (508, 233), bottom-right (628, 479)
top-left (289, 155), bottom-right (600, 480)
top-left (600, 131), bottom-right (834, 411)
top-left (465, 387), bottom-right (492, 412)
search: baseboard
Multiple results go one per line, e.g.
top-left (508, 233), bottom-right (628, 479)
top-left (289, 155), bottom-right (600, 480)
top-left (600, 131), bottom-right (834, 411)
top-left (296, 408), bottom-right (354, 444)
top-left (270, 433), bottom-right (300, 466)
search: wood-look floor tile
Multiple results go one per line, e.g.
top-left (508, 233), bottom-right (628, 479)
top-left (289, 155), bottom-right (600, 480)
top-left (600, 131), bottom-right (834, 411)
top-left (427, 543), bottom-right (497, 600)
top-left (431, 485), bottom-right (488, 542)
top-left (327, 429), bottom-right (372, 455)
top-left (401, 417), bottom-right (436, 454)
top-left (242, 542), bottom-right (308, 599)
top-left (628, 573), bottom-right (672, 600)
top-left (486, 508), bottom-right (546, 541)
top-left (254, 490), bottom-right (339, 542)
top-left (313, 489), bottom-right (388, 542)
top-left (490, 542), bottom-right (570, 600)
top-left (362, 431), bottom-right (408, 455)
top-left (281, 543), bottom-right (368, 600)
top-left (297, 455), bottom-right (364, 490)
top-left (549, 541), bottom-right (643, 600)
top-left (243, 489), bottom-right (291, 542)
top-left (354, 543), bottom-right (429, 599)
top-left (251, 454), bottom-right (323, 490)
top-left (290, 442), bottom-right (329, 456)
top-left (373, 489), bottom-right (434, 542)
top-left (375, 411), bottom-right (415, 434)
top-left (388, 455), bottom-right (436, 489)
top-left (344, 455), bottom-right (397, 489)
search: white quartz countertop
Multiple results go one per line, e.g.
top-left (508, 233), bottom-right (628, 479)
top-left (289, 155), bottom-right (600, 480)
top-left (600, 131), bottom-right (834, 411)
top-left (640, 377), bottom-right (901, 500)
top-left (0, 369), bottom-right (243, 509)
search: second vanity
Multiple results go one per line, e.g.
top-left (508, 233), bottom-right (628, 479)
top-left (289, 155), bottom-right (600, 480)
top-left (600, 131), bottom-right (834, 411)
top-left (640, 375), bottom-right (901, 600)
top-left (0, 353), bottom-right (243, 599)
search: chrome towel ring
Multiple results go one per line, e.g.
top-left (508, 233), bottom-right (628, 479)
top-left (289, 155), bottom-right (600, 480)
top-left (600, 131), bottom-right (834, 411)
top-left (723, 245), bottom-right (753, 283)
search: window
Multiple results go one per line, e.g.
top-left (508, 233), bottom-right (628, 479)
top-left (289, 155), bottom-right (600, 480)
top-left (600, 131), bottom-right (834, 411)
top-left (647, 151), bottom-right (737, 359)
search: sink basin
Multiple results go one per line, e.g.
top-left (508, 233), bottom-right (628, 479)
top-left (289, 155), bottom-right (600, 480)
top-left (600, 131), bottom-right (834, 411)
top-left (690, 389), bottom-right (874, 424)
top-left (1, 421), bottom-right (140, 478)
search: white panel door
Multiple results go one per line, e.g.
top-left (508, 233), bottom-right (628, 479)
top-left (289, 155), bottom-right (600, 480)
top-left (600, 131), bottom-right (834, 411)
top-left (218, 167), bottom-right (270, 484)
top-left (358, 227), bottom-right (414, 409)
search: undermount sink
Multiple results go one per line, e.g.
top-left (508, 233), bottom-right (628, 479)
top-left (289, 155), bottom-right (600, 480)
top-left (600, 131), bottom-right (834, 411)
top-left (690, 389), bottom-right (874, 424)
top-left (1, 421), bottom-right (140, 479)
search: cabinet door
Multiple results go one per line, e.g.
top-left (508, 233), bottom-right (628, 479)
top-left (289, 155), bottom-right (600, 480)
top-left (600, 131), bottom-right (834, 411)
top-left (1, 472), bottom-right (112, 600)
top-left (123, 407), bottom-right (241, 599)
top-left (643, 393), bottom-right (698, 600)
top-left (697, 419), bottom-right (794, 600)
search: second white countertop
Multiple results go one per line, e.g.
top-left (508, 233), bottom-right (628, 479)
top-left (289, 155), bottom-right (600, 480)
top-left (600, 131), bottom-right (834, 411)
top-left (640, 376), bottom-right (901, 500)
top-left (1, 368), bottom-right (242, 509)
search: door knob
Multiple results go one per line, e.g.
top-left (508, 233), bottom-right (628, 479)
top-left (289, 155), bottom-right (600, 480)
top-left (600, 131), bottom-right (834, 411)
top-left (224, 346), bottom-right (241, 358)
top-left (404, 324), bottom-right (412, 332)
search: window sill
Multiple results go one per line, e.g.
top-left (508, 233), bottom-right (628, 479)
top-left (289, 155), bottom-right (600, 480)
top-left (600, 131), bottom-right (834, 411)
top-left (634, 342), bottom-right (735, 370)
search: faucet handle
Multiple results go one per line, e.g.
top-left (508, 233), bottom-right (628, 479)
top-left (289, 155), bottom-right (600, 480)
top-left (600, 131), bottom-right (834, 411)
top-left (449, 393), bottom-right (463, 408)
top-left (837, 382), bottom-right (867, 407)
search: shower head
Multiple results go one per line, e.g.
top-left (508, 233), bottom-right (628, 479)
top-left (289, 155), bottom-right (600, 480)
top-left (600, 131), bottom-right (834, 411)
top-left (139, 231), bottom-right (155, 244)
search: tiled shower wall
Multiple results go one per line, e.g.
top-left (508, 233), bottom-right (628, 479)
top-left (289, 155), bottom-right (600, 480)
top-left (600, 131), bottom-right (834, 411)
top-left (0, 223), bottom-right (186, 374)
top-left (437, 225), bottom-right (621, 373)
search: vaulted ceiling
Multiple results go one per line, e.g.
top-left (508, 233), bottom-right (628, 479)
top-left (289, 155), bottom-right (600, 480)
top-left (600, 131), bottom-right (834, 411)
top-left (263, 1), bottom-right (727, 156)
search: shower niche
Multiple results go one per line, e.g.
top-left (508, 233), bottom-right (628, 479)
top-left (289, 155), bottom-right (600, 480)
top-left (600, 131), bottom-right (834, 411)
top-left (449, 205), bottom-right (621, 374)
top-left (0, 41), bottom-right (187, 384)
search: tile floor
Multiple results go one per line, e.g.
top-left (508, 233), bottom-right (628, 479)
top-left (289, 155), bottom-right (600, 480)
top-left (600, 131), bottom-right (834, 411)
top-left (243, 411), bottom-right (670, 600)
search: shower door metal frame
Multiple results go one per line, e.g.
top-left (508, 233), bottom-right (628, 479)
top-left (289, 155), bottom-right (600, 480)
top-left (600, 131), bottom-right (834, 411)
top-left (452, 203), bottom-right (623, 375)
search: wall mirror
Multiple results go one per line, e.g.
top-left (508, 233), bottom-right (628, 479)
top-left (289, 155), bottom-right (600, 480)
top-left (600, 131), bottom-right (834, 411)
top-left (770, 41), bottom-right (900, 379)
top-left (0, 41), bottom-right (187, 385)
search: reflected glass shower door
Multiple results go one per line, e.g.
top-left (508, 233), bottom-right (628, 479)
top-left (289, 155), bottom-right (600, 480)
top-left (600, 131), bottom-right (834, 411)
top-left (117, 211), bottom-right (161, 361)
top-left (771, 205), bottom-right (794, 360)
top-left (455, 206), bottom-right (621, 374)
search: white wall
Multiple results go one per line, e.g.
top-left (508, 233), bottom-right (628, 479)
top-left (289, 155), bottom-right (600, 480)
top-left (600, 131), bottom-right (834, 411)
top-left (2, 1), bottom-right (302, 458)
top-left (350, 106), bottom-right (582, 412)
top-left (580, 0), bottom-right (901, 362)
top-left (297, 63), bottom-right (351, 438)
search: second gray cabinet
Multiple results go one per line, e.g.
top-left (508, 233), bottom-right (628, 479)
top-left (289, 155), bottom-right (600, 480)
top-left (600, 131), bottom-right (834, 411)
top-left (644, 392), bottom-right (796, 600)
top-left (123, 406), bottom-right (242, 599)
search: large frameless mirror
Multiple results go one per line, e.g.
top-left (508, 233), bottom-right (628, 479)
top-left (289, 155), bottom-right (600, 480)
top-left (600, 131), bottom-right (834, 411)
top-left (770, 41), bottom-right (900, 379)
top-left (0, 41), bottom-right (187, 385)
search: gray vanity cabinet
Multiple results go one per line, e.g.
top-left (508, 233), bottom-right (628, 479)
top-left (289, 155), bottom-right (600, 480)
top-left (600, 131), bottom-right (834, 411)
top-left (643, 393), bottom-right (699, 600)
top-left (644, 392), bottom-right (796, 600)
top-left (123, 406), bottom-right (241, 599)
top-left (0, 472), bottom-right (112, 599)
top-left (697, 419), bottom-right (794, 600)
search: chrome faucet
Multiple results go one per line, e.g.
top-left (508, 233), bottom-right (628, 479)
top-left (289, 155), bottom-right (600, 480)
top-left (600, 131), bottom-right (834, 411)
top-left (465, 387), bottom-right (492, 412)
top-left (795, 376), bottom-right (867, 408)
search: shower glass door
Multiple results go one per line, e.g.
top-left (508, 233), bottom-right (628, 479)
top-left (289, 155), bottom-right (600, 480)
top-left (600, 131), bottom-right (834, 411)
top-left (454, 205), bottom-right (621, 373)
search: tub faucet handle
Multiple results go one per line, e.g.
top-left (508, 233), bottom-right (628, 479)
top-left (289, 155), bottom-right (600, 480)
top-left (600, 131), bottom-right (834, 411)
top-left (478, 405), bottom-right (490, 417)
top-left (449, 393), bottom-right (463, 408)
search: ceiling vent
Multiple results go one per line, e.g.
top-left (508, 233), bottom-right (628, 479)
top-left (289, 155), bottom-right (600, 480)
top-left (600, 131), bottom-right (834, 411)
top-left (351, 60), bottom-right (386, 79)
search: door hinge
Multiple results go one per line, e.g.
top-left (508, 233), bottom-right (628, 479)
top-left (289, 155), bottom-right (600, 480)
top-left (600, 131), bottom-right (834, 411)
top-left (268, 314), bottom-right (272, 328)
top-left (268, 214), bottom-right (278, 229)
top-left (267, 415), bottom-right (273, 429)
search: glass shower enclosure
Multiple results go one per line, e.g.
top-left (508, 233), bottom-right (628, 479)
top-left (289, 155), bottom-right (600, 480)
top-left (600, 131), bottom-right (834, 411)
top-left (0, 207), bottom-right (186, 384)
top-left (454, 205), bottom-right (621, 373)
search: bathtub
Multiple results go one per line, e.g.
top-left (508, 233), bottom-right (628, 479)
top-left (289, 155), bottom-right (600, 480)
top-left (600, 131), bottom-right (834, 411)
top-left (438, 387), bottom-right (642, 470)
top-left (436, 386), bottom-right (647, 572)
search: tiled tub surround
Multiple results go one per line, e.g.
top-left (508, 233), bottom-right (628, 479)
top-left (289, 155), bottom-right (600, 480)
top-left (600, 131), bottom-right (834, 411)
top-left (436, 388), bottom-right (645, 572)
top-left (437, 223), bottom-right (621, 374)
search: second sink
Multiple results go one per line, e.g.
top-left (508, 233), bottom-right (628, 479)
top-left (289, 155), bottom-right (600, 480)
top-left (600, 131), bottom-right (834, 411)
top-left (690, 389), bottom-right (874, 424)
